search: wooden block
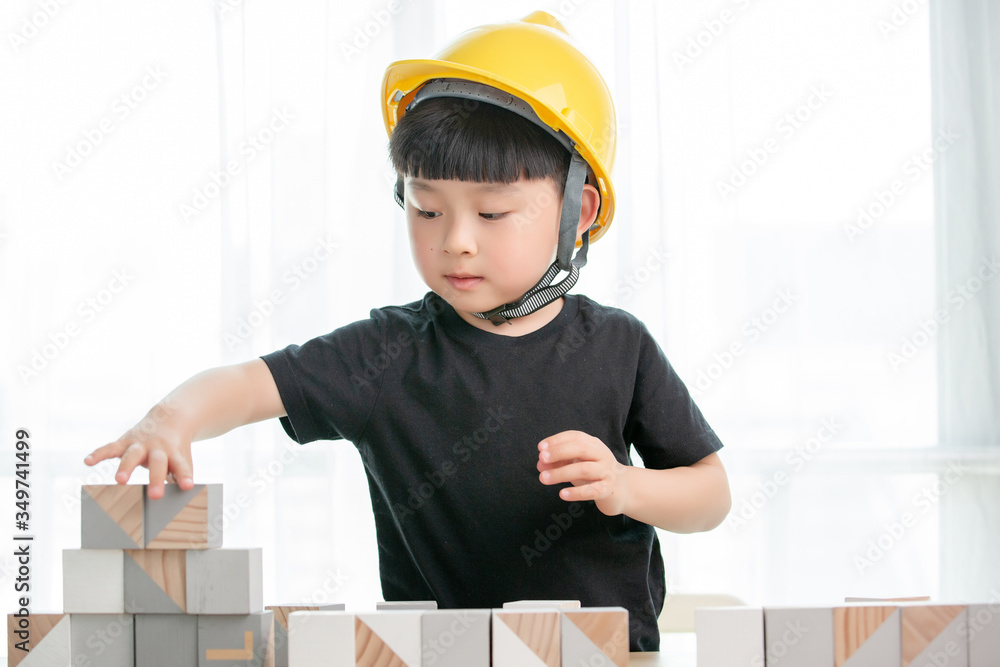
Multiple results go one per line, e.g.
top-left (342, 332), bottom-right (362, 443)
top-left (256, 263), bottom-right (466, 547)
top-left (492, 609), bottom-right (560, 667)
top-left (561, 607), bottom-right (629, 667)
top-left (266, 604), bottom-right (345, 667)
top-left (287, 611), bottom-right (354, 666)
top-left (356, 610), bottom-right (424, 666)
top-left (376, 601), bottom-right (438, 610)
top-left (695, 606), bottom-right (764, 667)
top-left (7, 613), bottom-right (70, 667)
top-left (833, 605), bottom-right (900, 667)
top-left (81, 484), bottom-right (144, 548)
top-left (69, 613), bottom-right (135, 666)
top-left (901, 604), bottom-right (968, 667)
top-left (764, 606), bottom-right (834, 666)
top-left (966, 603), bottom-right (1000, 667)
top-left (198, 611), bottom-right (274, 667)
top-left (502, 600), bottom-right (581, 609)
top-left (421, 609), bottom-right (491, 667)
top-left (186, 548), bottom-right (262, 614)
top-left (144, 483), bottom-right (222, 549)
top-left (63, 549), bottom-right (124, 613)
top-left (124, 549), bottom-right (186, 614)
top-left (135, 614), bottom-right (197, 667)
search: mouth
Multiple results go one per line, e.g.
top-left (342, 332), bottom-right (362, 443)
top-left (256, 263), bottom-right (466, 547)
top-left (445, 274), bottom-right (483, 290)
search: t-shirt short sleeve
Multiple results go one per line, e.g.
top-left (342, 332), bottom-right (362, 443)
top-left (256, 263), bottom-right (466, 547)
top-left (624, 319), bottom-right (724, 469)
top-left (259, 315), bottom-right (386, 445)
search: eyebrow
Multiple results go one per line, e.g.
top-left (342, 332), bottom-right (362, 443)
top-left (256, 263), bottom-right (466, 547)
top-left (408, 179), bottom-right (517, 194)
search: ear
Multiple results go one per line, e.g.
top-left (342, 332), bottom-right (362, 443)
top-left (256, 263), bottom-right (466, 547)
top-left (576, 183), bottom-right (601, 242)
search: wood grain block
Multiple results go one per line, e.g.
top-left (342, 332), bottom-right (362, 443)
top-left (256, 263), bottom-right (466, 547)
top-left (502, 600), bottom-right (581, 609)
top-left (135, 614), bottom-right (197, 667)
top-left (186, 548), bottom-right (262, 614)
top-left (833, 605), bottom-right (900, 667)
top-left (966, 603), bottom-right (1000, 667)
top-left (63, 549), bottom-right (124, 613)
top-left (492, 609), bottom-right (560, 667)
top-left (69, 613), bottom-right (134, 666)
top-left (421, 609), bottom-right (491, 667)
top-left (695, 606), bottom-right (764, 667)
top-left (144, 483), bottom-right (222, 549)
top-left (287, 611), bottom-right (355, 666)
top-left (125, 549), bottom-right (186, 614)
top-left (764, 606), bottom-right (834, 667)
top-left (198, 611), bottom-right (274, 667)
top-left (376, 601), bottom-right (438, 611)
top-left (561, 607), bottom-right (629, 667)
top-left (266, 604), bottom-right (345, 667)
top-left (901, 604), bottom-right (968, 667)
top-left (7, 613), bottom-right (70, 667)
top-left (355, 610), bottom-right (424, 666)
top-left (81, 484), bottom-right (144, 548)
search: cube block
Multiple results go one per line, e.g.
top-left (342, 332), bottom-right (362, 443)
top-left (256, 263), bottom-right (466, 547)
top-left (63, 549), bottom-right (124, 613)
top-left (136, 614), bottom-right (198, 667)
top-left (901, 604), bottom-right (968, 667)
top-left (69, 613), bottom-right (135, 666)
top-left (421, 609), bottom-right (491, 667)
top-left (967, 603), bottom-right (1000, 667)
top-left (356, 610), bottom-right (424, 666)
top-left (266, 604), bottom-right (345, 667)
top-left (696, 606), bottom-right (764, 667)
top-left (561, 607), bottom-right (629, 667)
top-left (376, 601), bottom-right (437, 611)
top-left (198, 611), bottom-right (274, 667)
top-left (287, 611), bottom-right (354, 666)
top-left (764, 606), bottom-right (834, 667)
top-left (81, 485), bottom-right (144, 548)
top-left (7, 613), bottom-right (70, 667)
top-left (144, 483), bottom-right (222, 549)
top-left (186, 548), bottom-right (262, 614)
top-left (492, 609), bottom-right (560, 667)
top-left (502, 600), bottom-right (581, 610)
top-left (125, 549), bottom-right (187, 614)
top-left (833, 605), bottom-right (901, 667)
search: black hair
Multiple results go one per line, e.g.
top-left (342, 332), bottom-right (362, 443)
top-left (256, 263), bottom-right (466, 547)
top-left (388, 95), bottom-right (570, 193)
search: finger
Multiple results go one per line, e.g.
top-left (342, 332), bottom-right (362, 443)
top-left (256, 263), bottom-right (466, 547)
top-left (115, 443), bottom-right (147, 484)
top-left (540, 461), bottom-right (604, 486)
top-left (146, 449), bottom-right (169, 499)
top-left (558, 482), bottom-right (608, 502)
top-left (168, 452), bottom-right (195, 489)
top-left (540, 439), bottom-right (596, 465)
top-left (537, 430), bottom-right (587, 449)
top-left (84, 438), bottom-right (131, 466)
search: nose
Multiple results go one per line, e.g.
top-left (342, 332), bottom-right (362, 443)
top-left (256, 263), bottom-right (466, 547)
top-left (441, 213), bottom-right (478, 256)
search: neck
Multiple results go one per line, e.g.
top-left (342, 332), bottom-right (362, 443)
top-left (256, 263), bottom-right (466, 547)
top-left (455, 297), bottom-right (565, 337)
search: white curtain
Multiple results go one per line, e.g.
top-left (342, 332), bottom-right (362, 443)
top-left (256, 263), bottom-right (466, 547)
top-left (2, 0), bottom-right (996, 634)
top-left (929, 0), bottom-right (1000, 600)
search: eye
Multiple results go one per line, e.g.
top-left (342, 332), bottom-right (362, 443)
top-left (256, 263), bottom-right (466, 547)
top-left (480, 212), bottom-right (508, 221)
top-left (415, 209), bottom-right (440, 219)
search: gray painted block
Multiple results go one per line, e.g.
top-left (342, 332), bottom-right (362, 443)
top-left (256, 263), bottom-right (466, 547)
top-left (764, 607), bottom-right (834, 667)
top-left (968, 603), bottom-right (1000, 667)
top-left (265, 604), bottom-right (345, 667)
top-left (377, 600), bottom-right (438, 610)
top-left (63, 549), bottom-right (125, 614)
top-left (421, 609), bottom-right (491, 667)
top-left (124, 549), bottom-right (186, 614)
top-left (81, 485), bottom-right (144, 549)
top-left (696, 607), bottom-right (764, 667)
top-left (197, 611), bottom-right (274, 667)
top-left (135, 614), bottom-right (197, 667)
top-left (144, 484), bottom-right (222, 549)
top-left (69, 614), bottom-right (134, 666)
top-left (186, 548), bottom-right (262, 614)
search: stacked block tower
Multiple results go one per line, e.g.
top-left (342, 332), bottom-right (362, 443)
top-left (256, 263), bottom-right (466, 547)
top-left (6, 483), bottom-right (631, 666)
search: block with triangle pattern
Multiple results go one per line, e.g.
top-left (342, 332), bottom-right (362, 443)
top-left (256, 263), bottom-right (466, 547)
top-left (764, 606), bottom-right (834, 666)
top-left (355, 610), bottom-right (423, 666)
top-left (81, 484), bottom-right (144, 548)
top-left (560, 607), bottom-right (629, 667)
top-left (286, 610), bottom-right (426, 666)
top-left (421, 609), bottom-right (491, 667)
top-left (833, 605), bottom-right (901, 667)
top-left (144, 483), bottom-right (222, 549)
top-left (135, 614), bottom-right (198, 667)
top-left (901, 604), bottom-right (968, 667)
top-left (266, 604), bottom-right (345, 667)
top-left (696, 606), bottom-right (765, 667)
top-left (967, 603), bottom-right (1000, 667)
top-left (125, 549), bottom-right (187, 614)
top-left (197, 611), bottom-right (274, 667)
top-left (492, 608), bottom-right (560, 667)
top-left (6, 613), bottom-right (70, 667)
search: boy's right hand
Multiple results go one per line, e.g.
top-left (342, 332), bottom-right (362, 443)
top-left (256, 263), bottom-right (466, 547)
top-left (84, 409), bottom-right (195, 499)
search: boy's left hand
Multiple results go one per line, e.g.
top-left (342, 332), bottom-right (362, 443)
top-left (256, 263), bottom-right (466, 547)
top-left (537, 430), bottom-right (629, 517)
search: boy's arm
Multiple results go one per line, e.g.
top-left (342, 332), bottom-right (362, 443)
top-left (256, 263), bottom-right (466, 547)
top-left (538, 432), bottom-right (731, 533)
top-left (85, 359), bottom-right (286, 499)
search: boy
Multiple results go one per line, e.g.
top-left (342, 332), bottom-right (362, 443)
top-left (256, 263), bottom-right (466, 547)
top-left (84, 11), bottom-right (730, 651)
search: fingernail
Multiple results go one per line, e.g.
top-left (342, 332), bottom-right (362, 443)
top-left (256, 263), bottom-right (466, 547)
top-left (539, 441), bottom-right (548, 450)
top-left (541, 452), bottom-right (550, 462)
top-left (541, 471), bottom-right (550, 482)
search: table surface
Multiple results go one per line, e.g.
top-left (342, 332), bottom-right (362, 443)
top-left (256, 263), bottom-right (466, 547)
top-left (630, 633), bottom-right (697, 665)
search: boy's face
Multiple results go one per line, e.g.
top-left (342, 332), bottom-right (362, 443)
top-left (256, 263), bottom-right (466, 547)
top-left (405, 174), bottom-right (564, 326)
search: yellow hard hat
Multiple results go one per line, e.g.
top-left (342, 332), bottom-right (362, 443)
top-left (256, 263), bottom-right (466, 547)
top-left (381, 10), bottom-right (617, 248)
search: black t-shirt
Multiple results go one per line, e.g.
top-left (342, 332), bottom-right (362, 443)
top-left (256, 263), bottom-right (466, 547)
top-left (260, 292), bottom-right (723, 651)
